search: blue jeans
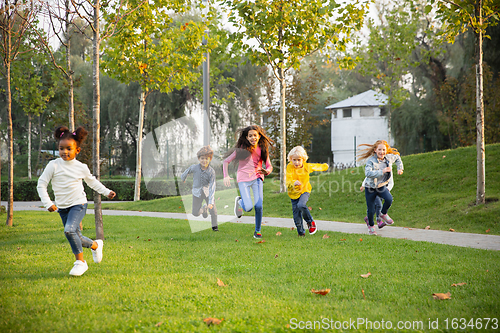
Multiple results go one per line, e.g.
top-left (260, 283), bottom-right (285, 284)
top-left (365, 186), bottom-right (392, 226)
top-left (238, 178), bottom-right (263, 232)
top-left (291, 192), bottom-right (313, 235)
top-left (58, 203), bottom-right (93, 255)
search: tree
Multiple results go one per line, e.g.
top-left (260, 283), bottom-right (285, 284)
top-left (102, 0), bottom-right (210, 201)
top-left (431, 0), bottom-right (500, 204)
top-left (0, 0), bottom-right (41, 226)
top-left (222, 0), bottom-right (367, 192)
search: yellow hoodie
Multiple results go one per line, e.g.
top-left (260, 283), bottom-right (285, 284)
top-left (286, 162), bottom-right (329, 199)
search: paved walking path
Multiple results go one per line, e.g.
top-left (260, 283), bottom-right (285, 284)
top-left (4, 201), bottom-right (500, 251)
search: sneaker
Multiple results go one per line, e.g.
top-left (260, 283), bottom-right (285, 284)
top-left (377, 218), bottom-right (386, 229)
top-left (380, 213), bottom-right (394, 225)
top-left (91, 239), bottom-right (103, 263)
top-left (69, 260), bottom-right (88, 276)
top-left (212, 226), bottom-right (219, 232)
top-left (308, 221), bottom-right (317, 235)
top-left (364, 216), bottom-right (369, 226)
top-left (234, 196), bottom-right (243, 218)
top-left (253, 231), bottom-right (262, 239)
top-left (202, 204), bottom-right (208, 218)
top-left (368, 226), bottom-right (377, 235)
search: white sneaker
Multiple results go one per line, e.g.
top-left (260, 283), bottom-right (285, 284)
top-left (69, 260), bottom-right (88, 276)
top-left (92, 239), bottom-right (103, 263)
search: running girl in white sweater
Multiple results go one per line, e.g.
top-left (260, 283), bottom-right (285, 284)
top-left (37, 126), bottom-right (116, 276)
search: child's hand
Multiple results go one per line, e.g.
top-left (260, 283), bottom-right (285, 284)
top-left (223, 176), bottom-right (232, 187)
top-left (259, 168), bottom-right (270, 176)
top-left (294, 180), bottom-right (301, 186)
top-left (360, 186), bottom-right (365, 191)
top-left (208, 204), bottom-right (213, 209)
top-left (397, 170), bottom-right (404, 175)
top-left (48, 205), bottom-right (58, 212)
top-left (107, 191), bottom-right (116, 199)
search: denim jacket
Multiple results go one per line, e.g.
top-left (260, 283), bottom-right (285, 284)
top-left (364, 154), bottom-right (404, 189)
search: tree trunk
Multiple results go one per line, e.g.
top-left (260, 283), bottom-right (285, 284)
top-left (93, 0), bottom-right (103, 239)
top-left (279, 66), bottom-right (286, 193)
top-left (28, 113), bottom-right (32, 180)
top-left (66, 0), bottom-right (75, 132)
top-left (476, 0), bottom-right (485, 205)
top-left (133, 89), bottom-right (146, 201)
top-left (6, 56), bottom-right (13, 226)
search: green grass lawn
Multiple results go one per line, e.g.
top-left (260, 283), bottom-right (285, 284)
top-left (1, 211), bottom-right (500, 332)
top-left (97, 144), bottom-right (500, 235)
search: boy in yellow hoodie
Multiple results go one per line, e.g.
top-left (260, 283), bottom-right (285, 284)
top-left (286, 146), bottom-right (329, 236)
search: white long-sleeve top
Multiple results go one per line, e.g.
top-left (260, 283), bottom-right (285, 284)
top-left (37, 158), bottom-right (112, 209)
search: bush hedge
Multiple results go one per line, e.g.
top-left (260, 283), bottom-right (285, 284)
top-left (0, 178), bottom-right (203, 201)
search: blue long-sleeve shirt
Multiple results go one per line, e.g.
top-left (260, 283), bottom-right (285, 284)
top-left (364, 153), bottom-right (404, 189)
top-left (180, 164), bottom-right (216, 205)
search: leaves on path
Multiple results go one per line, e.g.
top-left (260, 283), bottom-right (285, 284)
top-left (311, 289), bottom-right (330, 295)
top-left (360, 272), bottom-right (371, 278)
top-left (432, 292), bottom-right (451, 300)
top-left (217, 278), bottom-right (226, 287)
top-left (449, 228), bottom-right (455, 232)
top-left (451, 282), bottom-right (466, 287)
top-left (276, 232), bottom-right (282, 236)
top-left (203, 318), bottom-right (223, 326)
top-left (322, 234), bottom-right (330, 239)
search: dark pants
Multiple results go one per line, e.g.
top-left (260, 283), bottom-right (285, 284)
top-left (291, 192), bottom-right (313, 235)
top-left (58, 203), bottom-right (93, 255)
top-left (365, 186), bottom-right (392, 226)
top-left (192, 193), bottom-right (217, 227)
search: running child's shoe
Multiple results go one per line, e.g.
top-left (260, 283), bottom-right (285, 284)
top-left (212, 226), bottom-right (219, 232)
top-left (368, 225), bottom-right (377, 235)
top-left (377, 218), bottom-right (386, 229)
top-left (234, 196), bottom-right (243, 218)
top-left (380, 213), bottom-right (394, 225)
top-left (308, 221), bottom-right (317, 235)
top-left (69, 260), bottom-right (88, 276)
top-left (253, 231), bottom-right (262, 239)
top-left (91, 239), bottom-right (103, 263)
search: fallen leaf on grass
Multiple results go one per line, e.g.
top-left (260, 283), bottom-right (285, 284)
top-left (290, 227), bottom-right (295, 230)
top-left (17, 247), bottom-right (21, 250)
top-left (155, 322), bottom-right (163, 327)
top-left (217, 278), bottom-right (226, 287)
top-left (276, 232), bottom-right (282, 236)
top-left (322, 234), bottom-right (330, 239)
top-left (432, 292), bottom-right (451, 300)
top-left (442, 155), bottom-right (446, 158)
top-left (137, 236), bottom-right (140, 239)
top-left (178, 206), bottom-right (181, 209)
top-left (359, 238), bottom-right (363, 242)
top-left (449, 228), bottom-right (455, 232)
top-left (274, 254), bottom-right (279, 258)
top-left (425, 226), bottom-right (430, 230)
top-left (217, 197), bottom-right (220, 200)
top-left (360, 272), bottom-right (371, 278)
top-left (362, 289), bottom-right (366, 300)
top-left (256, 240), bottom-right (265, 244)
top-left (235, 239), bottom-right (239, 242)
top-left (224, 205), bottom-right (229, 209)
top-left (129, 246), bottom-right (133, 248)
top-left (339, 238), bottom-right (346, 241)
top-left (203, 318), bottom-right (223, 326)
top-left (319, 207), bottom-right (322, 210)
top-left (311, 289), bottom-right (330, 295)
top-left (486, 229), bottom-right (490, 233)
top-left (451, 282), bottom-right (467, 287)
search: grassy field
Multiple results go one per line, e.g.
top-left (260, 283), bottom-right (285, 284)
top-left (1, 211), bottom-right (499, 332)
top-left (97, 144), bottom-right (500, 235)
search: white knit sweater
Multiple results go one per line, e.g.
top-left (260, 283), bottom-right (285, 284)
top-left (37, 158), bottom-right (111, 209)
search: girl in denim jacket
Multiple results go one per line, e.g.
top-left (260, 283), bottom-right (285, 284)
top-left (357, 140), bottom-right (403, 235)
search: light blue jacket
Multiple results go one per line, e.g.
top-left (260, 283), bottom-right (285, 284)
top-left (363, 153), bottom-right (404, 189)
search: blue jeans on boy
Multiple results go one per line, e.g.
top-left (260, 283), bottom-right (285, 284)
top-left (58, 203), bottom-right (93, 255)
top-left (365, 186), bottom-right (392, 227)
top-left (238, 178), bottom-right (263, 232)
top-left (291, 192), bottom-right (312, 235)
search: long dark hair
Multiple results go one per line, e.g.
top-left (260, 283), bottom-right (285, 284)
top-left (54, 126), bottom-right (88, 148)
top-left (224, 125), bottom-right (274, 162)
